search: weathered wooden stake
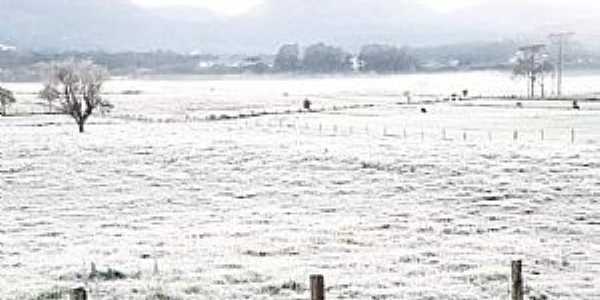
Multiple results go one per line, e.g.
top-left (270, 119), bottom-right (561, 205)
top-left (403, 129), bottom-right (407, 139)
top-left (463, 131), bottom-right (467, 141)
top-left (310, 274), bottom-right (325, 300)
top-left (513, 130), bottom-right (519, 141)
top-left (383, 127), bottom-right (388, 136)
top-left (153, 259), bottom-right (159, 275)
top-left (511, 260), bottom-right (523, 300)
top-left (442, 128), bottom-right (446, 140)
top-left (71, 287), bottom-right (87, 300)
top-left (571, 128), bottom-right (575, 144)
top-left (541, 129), bottom-right (545, 141)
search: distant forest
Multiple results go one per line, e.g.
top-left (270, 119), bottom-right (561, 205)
top-left (1, 40), bottom-right (599, 81)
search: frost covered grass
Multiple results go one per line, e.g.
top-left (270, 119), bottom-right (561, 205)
top-left (1, 74), bottom-right (600, 299)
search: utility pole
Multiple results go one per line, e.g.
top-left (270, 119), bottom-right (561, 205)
top-left (549, 32), bottom-right (575, 97)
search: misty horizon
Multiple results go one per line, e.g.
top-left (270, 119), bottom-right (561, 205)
top-left (0, 0), bottom-right (598, 54)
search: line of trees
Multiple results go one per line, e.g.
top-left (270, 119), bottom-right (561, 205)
top-left (0, 43), bottom-right (419, 80)
top-left (273, 43), bottom-right (417, 74)
top-left (2, 40), bottom-right (599, 81)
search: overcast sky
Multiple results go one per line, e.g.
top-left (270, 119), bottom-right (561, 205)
top-left (130, 0), bottom-right (486, 15)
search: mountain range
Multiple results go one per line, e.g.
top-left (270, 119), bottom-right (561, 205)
top-left (0, 0), bottom-right (597, 53)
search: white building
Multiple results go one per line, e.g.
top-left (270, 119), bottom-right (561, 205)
top-left (0, 44), bottom-right (17, 51)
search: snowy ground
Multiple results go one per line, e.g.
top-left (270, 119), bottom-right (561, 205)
top-left (1, 72), bottom-right (600, 299)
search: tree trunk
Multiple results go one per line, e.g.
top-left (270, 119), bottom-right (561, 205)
top-left (531, 76), bottom-right (536, 99)
top-left (541, 82), bottom-right (545, 99)
top-left (78, 121), bottom-right (85, 133)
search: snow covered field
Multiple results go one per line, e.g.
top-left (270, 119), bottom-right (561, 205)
top-left (1, 72), bottom-right (600, 299)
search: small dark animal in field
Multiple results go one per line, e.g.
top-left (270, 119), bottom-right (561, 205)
top-left (421, 108), bottom-right (428, 113)
top-left (451, 93), bottom-right (458, 101)
top-left (573, 100), bottom-right (580, 110)
top-left (303, 98), bottom-right (312, 111)
top-left (462, 89), bottom-right (469, 98)
top-left (516, 102), bottom-right (523, 108)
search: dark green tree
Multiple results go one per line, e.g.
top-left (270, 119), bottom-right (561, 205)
top-left (302, 43), bottom-right (353, 73)
top-left (358, 44), bottom-right (416, 73)
top-left (274, 44), bottom-right (301, 72)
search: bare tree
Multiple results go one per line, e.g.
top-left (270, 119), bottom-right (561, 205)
top-left (39, 83), bottom-right (60, 113)
top-left (0, 86), bottom-right (16, 116)
top-left (512, 45), bottom-right (553, 99)
top-left (43, 59), bottom-right (113, 133)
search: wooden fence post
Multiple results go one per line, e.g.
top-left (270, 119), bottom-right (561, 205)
top-left (71, 287), bottom-right (87, 300)
top-left (511, 260), bottom-right (523, 300)
top-left (310, 274), bottom-right (325, 300)
top-left (541, 129), bottom-right (545, 141)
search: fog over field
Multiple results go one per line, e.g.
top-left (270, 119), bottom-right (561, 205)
top-left (1, 0), bottom-right (599, 52)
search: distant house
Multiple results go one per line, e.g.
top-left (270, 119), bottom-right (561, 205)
top-left (0, 44), bottom-right (16, 52)
top-left (194, 55), bottom-right (274, 74)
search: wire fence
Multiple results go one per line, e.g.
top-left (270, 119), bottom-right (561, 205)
top-left (229, 117), bottom-right (590, 146)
